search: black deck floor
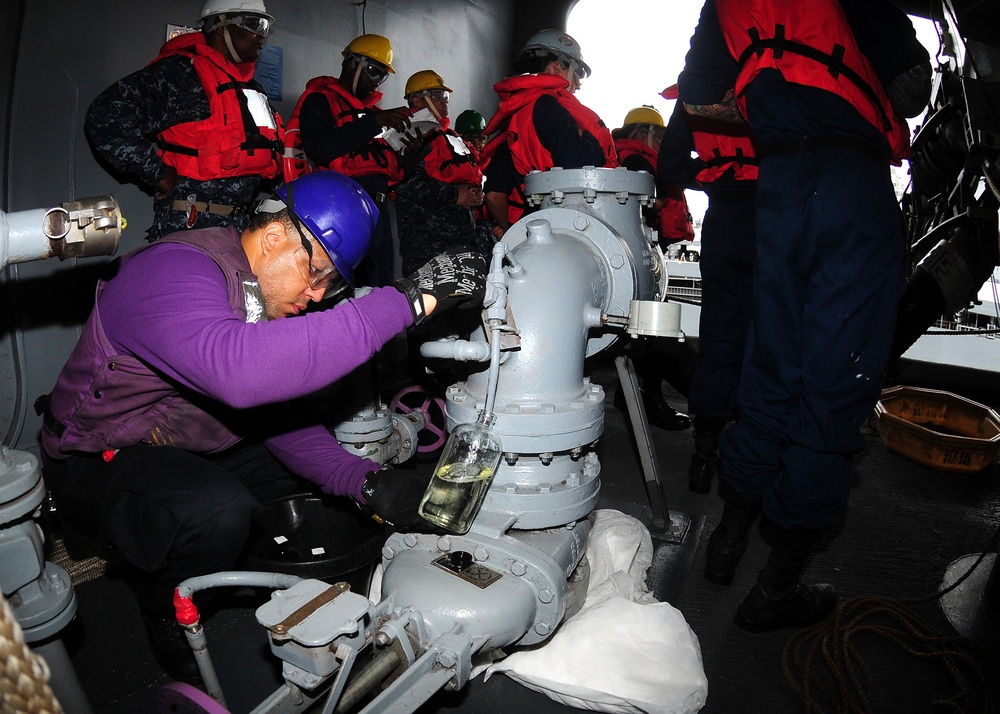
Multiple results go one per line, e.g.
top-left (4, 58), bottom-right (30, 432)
top-left (44, 358), bottom-right (1000, 714)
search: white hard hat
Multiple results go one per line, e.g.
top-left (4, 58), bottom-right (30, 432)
top-left (522, 29), bottom-right (591, 78)
top-left (199, 0), bottom-right (273, 24)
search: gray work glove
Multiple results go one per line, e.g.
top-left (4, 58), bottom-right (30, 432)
top-left (394, 249), bottom-right (487, 326)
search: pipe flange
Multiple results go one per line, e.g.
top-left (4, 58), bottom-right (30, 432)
top-left (0, 450), bottom-right (44, 525)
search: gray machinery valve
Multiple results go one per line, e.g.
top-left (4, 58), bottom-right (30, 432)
top-left (359, 167), bottom-right (681, 711)
top-left (256, 579), bottom-right (372, 692)
top-left (0, 449), bottom-right (77, 643)
top-left (333, 402), bottom-right (428, 466)
top-left (1, 194), bottom-right (123, 268)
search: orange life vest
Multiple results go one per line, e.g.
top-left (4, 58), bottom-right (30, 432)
top-left (154, 33), bottom-right (283, 181)
top-left (613, 137), bottom-right (657, 172)
top-left (283, 76), bottom-right (401, 183)
top-left (483, 73), bottom-right (618, 176)
top-left (716, 0), bottom-right (910, 162)
top-left (658, 186), bottom-right (696, 244)
top-left (422, 129), bottom-right (483, 186)
top-left (687, 114), bottom-right (759, 185)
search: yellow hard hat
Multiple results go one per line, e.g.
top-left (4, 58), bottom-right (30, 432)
top-left (343, 34), bottom-right (395, 73)
top-left (623, 105), bottom-right (665, 128)
top-left (404, 70), bottom-right (453, 99)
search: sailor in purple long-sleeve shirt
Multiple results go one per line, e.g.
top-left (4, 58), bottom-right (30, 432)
top-left (38, 171), bottom-right (486, 684)
top-left (43, 232), bottom-right (413, 496)
top-left (105, 243), bottom-right (411, 494)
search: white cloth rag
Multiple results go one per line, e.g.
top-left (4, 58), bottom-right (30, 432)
top-left (482, 509), bottom-right (708, 714)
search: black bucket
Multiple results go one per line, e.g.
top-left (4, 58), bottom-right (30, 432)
top-left (243, 494), bottom-right (387, 595)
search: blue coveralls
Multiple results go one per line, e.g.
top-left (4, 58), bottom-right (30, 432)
top-left (658, 102), bottom-right (756, 425)
top-left (678, 0), bottom-right (924, 531)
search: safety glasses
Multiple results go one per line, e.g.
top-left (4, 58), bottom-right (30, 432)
top-left (421, 90), bottom-right (450, 102)
top-left (639, 125), bottom-right (665, 143)
top-left (226, 13), bottom-right (271, 37)
top-left (560, 59), bottom-right (586, 84)
top-left (294, 245), bottom-right (338, 292)
top-left (362, 60), bottom-right (390, 86)
top-left (283, 182), bottom-right (339, 293)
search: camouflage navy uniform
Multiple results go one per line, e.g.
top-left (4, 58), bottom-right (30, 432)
top-left (394, 136), bottom-right (486, 276)
top-left (86, 52), bottom-right (279, 241)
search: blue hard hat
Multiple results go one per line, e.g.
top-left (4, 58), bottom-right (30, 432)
top-left (275, 171), bottom-right (378, 288)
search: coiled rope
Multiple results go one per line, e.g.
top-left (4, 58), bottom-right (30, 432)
top-left (0, 591), bottom-right (63, 714)
top-left (781, 527), bottom-right (999, 714)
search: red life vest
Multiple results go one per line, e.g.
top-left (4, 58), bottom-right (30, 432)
top-left (613, 138), bottom-right (694, 243)
top-left (613, 137), bottom-right (657, 172)
top-left (483, 74), bottom-right (618, 176)
top-left (686, 114), bottom-right (759, 184)
top-left (715, 0), bottom-right (910, 163)
top-left (154, 33), bottom-right (283, 181)
top-left (283, 76), bottom-right (401, 183)
top-left (423, 129), bottom-right (483, 186)
top-left (658, 186), bottom-right (696, 243)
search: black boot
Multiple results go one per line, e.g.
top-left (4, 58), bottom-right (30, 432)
top-left (643, 384), bottom-right (691, 431)
top-left (614, 380), bottom-right (692, 431)
top-left (734, 527), bottom-right (838, 633)
top-left (704, 490), bottom-right (761, 586)
top-left (688, 416), bottom-right (726, 493)
top-left (136, 580), bottom-right (203, 686)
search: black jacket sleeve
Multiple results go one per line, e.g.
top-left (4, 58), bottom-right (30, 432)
top-left (533, 94), bottom-right (608, 169)
top-left (657, 103), bottom-right (702, 189)
top-left (298, 92), bottom-right (384, 167)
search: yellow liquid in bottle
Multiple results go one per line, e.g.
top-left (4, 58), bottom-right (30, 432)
top-left (418, 463), bottom-right (494, 534)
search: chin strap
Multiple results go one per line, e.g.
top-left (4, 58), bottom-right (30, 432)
top-left (563, 66), bottom-right (575, 89)
top-left (424, 97), bottom-right (443, 123)
top-left (223, 26), bottom-right (245, 64)
top-left (352, 62), bottom-right (363, 97)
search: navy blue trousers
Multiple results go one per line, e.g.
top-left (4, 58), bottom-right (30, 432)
top-left (720, 146), bottom-right (904, 531)
top-left (687, 188), bottom-right (756, 422)
top-left (45, 442), bottom-right (302, 614)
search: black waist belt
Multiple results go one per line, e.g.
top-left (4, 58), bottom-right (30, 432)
top-left (757, 135), bottom-right (888, 165)
top-left (706, 187), bottom-right (757, 204)
top-left (34, 394), bottom-right (66, 437)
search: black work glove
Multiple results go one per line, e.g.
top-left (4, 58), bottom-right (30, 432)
top-left (360, 470), bottom-right (434, 530)
top-left (394, 249), bottom-right (487, 326)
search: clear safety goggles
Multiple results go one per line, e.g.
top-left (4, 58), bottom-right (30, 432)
top-left (294, 243), bottom-right (338, 292)
top-left (225, 13), bottom-right (271, 37)
top-left (361, 60), bottom-right (390, 86)
top-left (559, 58), bottom-right (586, 84)
top-left (419, 89), bottom-right (450, 102)
top-left (634, 125), bottom-right (665, 143)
